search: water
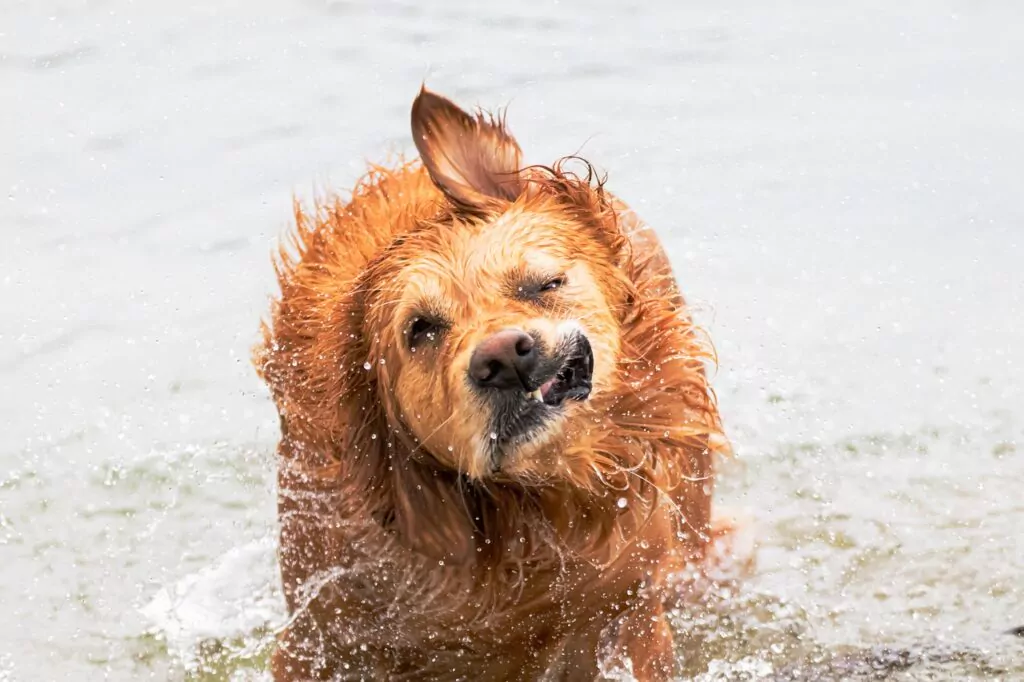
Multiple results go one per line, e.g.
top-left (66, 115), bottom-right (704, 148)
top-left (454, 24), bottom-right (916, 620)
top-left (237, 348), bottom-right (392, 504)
top-left (3, 1), bottom-right (1022, 679)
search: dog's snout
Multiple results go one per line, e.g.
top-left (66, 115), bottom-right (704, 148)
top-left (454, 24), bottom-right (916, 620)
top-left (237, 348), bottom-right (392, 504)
top-left (469, 330), bottom-right (537, 390)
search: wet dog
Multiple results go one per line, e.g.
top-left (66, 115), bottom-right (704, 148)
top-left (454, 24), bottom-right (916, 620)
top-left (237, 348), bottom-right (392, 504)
top-left (254, 87), bottom-right (726, 680)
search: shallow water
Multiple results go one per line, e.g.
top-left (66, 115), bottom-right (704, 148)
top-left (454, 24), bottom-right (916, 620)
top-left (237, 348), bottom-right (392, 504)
top-left (3, 1), bottom-right (1023, 679)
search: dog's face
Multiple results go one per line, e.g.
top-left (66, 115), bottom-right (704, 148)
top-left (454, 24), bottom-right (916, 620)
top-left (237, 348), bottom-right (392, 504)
top-left (379, 209), bottom-right (624, 481)
top-left (355, 90), bottom-right (634, 483)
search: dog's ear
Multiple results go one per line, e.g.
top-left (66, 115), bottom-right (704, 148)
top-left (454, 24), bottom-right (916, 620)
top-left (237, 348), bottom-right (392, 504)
top-left (411, 87), bottom-right (523, 211)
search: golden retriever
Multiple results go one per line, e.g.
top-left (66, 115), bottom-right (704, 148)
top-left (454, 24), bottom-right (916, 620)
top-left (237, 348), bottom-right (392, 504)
top-left (254, 87), bottom-right (726, 681)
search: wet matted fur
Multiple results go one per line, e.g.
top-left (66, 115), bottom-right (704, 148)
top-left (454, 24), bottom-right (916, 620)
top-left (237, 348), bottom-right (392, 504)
top-left (254, 88), bottom-right (727, 681)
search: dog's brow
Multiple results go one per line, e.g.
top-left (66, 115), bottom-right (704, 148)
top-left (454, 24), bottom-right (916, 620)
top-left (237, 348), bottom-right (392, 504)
top-left (402, 268), bottom-right (447, 303)
top-left (502, 264), bottom-right (527, 288)
top-left (404, 269), bottom-right (471, 313)
top-left (408, 295), bottom-right (449, 322)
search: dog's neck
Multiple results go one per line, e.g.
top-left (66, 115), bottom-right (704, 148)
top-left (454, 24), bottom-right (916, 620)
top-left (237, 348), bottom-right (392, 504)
top-left (379, 442), bottom-right (658, 572)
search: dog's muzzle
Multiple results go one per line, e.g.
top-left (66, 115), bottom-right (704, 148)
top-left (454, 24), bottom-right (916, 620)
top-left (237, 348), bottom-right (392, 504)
top-left (471, 329), bottom-right (594, 452)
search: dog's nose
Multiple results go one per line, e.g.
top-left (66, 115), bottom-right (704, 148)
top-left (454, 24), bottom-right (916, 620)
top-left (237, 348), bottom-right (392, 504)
top-left (469, 330), bottom-right (538, 390)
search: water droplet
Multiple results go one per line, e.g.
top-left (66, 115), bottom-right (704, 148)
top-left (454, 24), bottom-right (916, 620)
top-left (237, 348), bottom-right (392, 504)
top-left (447, 446), bottom-right (454, 452)
top-left (370, 433), bottom-right (377, 440)
top-left (378, 358), bottom-right (386, 365)
top-left (489, 432), bottom-right (498, 440)
top-left (616, 497), bottom-right (628, 509)
top-left (362, 361), bottom-right (372, 370)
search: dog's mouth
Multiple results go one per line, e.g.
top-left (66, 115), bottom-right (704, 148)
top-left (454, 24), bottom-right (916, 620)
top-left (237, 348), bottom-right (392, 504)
top-left (490, 334), bottom-right (594, 450)
top-left (527, 337), bottom-right (594, 407)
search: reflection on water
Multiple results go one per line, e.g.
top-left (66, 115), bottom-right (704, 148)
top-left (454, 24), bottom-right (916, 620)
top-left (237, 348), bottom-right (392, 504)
top-left (3, 0), bottom-right (1023, 679)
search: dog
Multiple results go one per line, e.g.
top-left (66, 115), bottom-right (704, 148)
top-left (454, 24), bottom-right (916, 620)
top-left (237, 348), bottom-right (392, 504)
top-left (254, 87), bottom-right (727, 681)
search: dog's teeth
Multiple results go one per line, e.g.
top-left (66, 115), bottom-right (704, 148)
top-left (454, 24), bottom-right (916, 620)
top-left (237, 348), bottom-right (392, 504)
top-left (530, 389), bottom-right (543, 402)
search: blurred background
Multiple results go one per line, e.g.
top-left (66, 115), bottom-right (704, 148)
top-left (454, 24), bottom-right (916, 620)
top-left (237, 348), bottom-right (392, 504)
top-left (2, 1), bottom-right (1022, 679)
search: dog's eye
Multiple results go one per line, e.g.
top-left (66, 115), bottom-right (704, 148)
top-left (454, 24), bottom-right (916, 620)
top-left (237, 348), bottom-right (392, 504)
top-left (539, 276), bottom-right (566, 292)
top-left (407, 317), bottom-right (443, 350)
top-left (510, 273), bottom-right (568, 302)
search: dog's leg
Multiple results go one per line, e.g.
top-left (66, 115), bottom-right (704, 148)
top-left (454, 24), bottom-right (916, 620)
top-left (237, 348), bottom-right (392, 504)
top-left (271, 622), bottom-right (340, 682)
top-left (271, 628), bottom-right (314, 682)
top-left (599, 599), bottom-right (676, 681)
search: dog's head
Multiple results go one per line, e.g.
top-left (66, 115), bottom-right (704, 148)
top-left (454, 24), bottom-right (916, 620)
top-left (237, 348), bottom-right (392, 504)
top-left (260, 89), bottom-right (721, 562)
top-left (351, 90), bottom-right (640, 483)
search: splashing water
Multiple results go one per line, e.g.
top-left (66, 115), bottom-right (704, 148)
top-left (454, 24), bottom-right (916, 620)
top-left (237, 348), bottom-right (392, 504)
top-left (140, 538), bottom-right (284, 675)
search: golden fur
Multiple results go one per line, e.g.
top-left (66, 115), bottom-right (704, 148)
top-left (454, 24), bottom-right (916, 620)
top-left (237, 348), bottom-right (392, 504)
top-left (254, 88), bottom-right (726, 680)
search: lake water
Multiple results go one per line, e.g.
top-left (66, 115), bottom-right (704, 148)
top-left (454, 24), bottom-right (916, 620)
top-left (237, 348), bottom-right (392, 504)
top-left (3, 1), bottom-right (1022, 679)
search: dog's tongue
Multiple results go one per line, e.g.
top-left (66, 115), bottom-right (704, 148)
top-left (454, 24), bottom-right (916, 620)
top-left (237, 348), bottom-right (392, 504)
top-left (539, 377), bottom-right (558, 400)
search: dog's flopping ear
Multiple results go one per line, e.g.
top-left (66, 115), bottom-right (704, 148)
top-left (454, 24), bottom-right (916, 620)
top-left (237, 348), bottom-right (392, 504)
top-left (411, 86), bottom-right (523, 211)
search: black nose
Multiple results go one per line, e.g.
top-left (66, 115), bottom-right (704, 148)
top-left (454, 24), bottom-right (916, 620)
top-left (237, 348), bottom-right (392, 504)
top-left (468, 330), bottom-right (538, 390)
